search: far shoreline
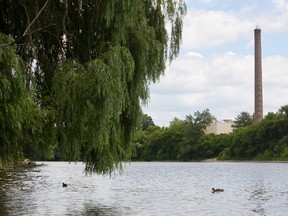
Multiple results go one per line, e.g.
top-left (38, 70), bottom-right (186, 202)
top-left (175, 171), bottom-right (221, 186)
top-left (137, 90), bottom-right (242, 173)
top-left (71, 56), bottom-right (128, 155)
top-left (200, 158), bottom-right (288, 163)
top-left (131, 159), bottom-right (288, 164)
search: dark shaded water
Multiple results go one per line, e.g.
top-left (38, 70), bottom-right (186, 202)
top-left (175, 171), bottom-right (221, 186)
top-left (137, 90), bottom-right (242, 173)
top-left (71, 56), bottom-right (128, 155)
top-left (1, 162), bottom-right (288, 215)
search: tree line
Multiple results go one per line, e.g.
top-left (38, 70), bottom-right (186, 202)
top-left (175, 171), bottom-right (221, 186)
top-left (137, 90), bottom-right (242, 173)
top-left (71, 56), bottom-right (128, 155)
top-left (133, 105), bottom-right (288, 161)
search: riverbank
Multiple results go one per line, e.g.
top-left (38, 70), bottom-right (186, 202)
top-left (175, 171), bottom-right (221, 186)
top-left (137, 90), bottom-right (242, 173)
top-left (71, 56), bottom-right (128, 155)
top-left (201, 158), bottom-right (288, 163)
top-left (0, 159), bottom-right (40, 172)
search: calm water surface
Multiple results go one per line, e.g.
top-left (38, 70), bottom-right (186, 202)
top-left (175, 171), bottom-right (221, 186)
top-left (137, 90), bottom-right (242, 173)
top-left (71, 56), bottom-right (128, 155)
top-left (1, 162), bottom-right (288, 216)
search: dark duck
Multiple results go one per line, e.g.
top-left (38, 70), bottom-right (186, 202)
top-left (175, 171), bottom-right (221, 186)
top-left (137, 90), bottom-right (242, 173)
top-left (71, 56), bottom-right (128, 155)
top-left (212, 188), bottom-right (224, 193)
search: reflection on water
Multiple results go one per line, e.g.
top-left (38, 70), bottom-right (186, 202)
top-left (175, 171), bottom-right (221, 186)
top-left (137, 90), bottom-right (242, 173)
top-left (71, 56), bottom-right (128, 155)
top-left (0, 172), bottom-right (9, 216)
top-left (65, 203), bottom-right (121, 216)
top-left (249, 180), bottom-right (268, 215)
top-left (1, 162), bottom-right (288, 216)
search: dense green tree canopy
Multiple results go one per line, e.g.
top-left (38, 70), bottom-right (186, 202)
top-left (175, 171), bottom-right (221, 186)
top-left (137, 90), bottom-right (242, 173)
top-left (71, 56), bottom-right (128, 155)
top-left (140, 114), bottom-right (156, 131)
top-left (0, 34), bottom-right (31, 164)
top-left (135, 106), bottom-right (288, 162)
top-left (278, 105), bottom-right (288, 118)
top-left (233, 111), bottom-right (252, 128)
top-left (134, 109), bottom-right (216, 161)
top-left (0, 0), bottom-right (186, 173)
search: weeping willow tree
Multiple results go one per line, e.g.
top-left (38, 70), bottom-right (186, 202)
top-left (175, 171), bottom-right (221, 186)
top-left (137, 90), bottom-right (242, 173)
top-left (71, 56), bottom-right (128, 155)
top-left (0, 0), bottom-right (186, 173)
top-left (0, 34), bottom-right (48, 168)
top-left (0, 34), bottom-right (27, 166)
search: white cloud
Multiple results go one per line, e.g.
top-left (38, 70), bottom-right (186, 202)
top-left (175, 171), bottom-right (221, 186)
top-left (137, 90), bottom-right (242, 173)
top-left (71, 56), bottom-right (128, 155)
top-left (272, 0), bottom-right (288, 11)
top-left (187, 51), bottom-right (204, 58)
top-left (263, 55), bottom-right (288, 111)
top-left (197, 0), bottom-right (218, 4)
top-left (182, 2), bottom-right (288, 51)
top-left (182, 8), bottom-right (253, 50)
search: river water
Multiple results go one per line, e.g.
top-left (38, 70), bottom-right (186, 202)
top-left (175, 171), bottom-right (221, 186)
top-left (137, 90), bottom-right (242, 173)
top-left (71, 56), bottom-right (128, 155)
top-left (1, 161), bottom-right (288, 216)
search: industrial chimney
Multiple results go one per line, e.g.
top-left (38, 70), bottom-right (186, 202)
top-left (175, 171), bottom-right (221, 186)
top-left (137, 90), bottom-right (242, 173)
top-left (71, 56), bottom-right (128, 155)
top-left (254, 28), bottom-right (263, 123)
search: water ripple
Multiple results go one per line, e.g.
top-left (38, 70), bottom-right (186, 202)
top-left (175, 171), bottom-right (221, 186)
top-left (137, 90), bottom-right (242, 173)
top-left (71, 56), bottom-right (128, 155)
top-left (1, 162), bottom-right (288, 215)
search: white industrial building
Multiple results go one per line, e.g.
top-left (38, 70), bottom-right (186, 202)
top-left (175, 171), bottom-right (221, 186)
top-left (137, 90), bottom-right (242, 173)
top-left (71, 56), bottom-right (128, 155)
top-left (205, 119), bottom-right (234, 135)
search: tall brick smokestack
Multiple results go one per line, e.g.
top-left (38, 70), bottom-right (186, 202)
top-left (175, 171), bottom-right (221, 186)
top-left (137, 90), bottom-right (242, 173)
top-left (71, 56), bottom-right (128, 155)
top-left (254, 28), bottom-right (263, 123)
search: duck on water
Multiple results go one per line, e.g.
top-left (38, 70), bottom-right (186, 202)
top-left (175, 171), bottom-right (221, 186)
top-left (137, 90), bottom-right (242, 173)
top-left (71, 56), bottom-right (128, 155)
top-left (212, 188), bottom-right (224, 193)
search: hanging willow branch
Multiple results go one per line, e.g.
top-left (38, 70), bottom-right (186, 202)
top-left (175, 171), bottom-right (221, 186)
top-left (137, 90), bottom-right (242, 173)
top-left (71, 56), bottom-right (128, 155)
top-left (0, 0), bottom-right (51, 48)
top-left (22, 0), bottom-right (50, 37)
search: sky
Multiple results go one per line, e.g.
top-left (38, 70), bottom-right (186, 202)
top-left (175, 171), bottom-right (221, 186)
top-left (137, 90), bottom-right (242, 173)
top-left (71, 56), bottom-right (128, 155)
top-left (142, 0), bottom-right (288, 127)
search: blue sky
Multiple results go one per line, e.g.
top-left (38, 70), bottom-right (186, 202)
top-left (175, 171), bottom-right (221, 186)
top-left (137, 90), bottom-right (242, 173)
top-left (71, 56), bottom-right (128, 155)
top-left (142, 0), bottom-right (288, 126)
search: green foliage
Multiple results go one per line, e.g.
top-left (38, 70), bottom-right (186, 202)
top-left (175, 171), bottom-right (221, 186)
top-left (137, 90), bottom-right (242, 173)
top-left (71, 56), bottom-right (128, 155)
top-left (233, 111), bottom-right (252, 128)
top-left (219, 107), bottom-right (288, 160)
top-left (133, 124), bottom-right (161, 161)
top-left (278, 105), bottom-right (288, 118)
top-left (143, 123), bottom-right (185, 161)
top-left (281, 136), bottom-right (288, 159)
top-left (0, 34), bottom-right (25, 164)
top-left (218, 148), bottom-right (232, 160)
top-left (196, 134), bottom-right (231, 160)
top-left (135, 106), bottom-right (288, 162)
top-left (0, 34), bottom-right (50, 166)
top-left (52, 46), bottom-right (136, 173)
top-left (229, 126), bottom-right (258, 159)
top-left (177, 109), bottom-right (216, 160)
top-left (134, 109), bottom-right (216, 161)
top-left (140, 114), bottom-right (156, 131)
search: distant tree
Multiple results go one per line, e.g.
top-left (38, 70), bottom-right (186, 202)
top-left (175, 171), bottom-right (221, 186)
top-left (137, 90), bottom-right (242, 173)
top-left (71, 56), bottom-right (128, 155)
top-left (264, 112), bottom-right (279, 121)
top-left (192, 109), bottom-right (217, 130)
top-left (233, 111), bottom-right (252, 128)
top-left (134, 109), bottom-right (217, 161)
top-left (178, 109), bottom-right (216, 160)
top-left (226, 105), bottom-right (288, 160)
top-left (169, 117), bottom-right (184, 127)
top-left (184, 109), bottom-right (216, 136)
top-left (229, 126), bottom-right (258, 159)
top-left (146, 126), bottom-right (183, 161)
top-left (141, 114), bottom-right (156, 130)
top-left (197, 134), bottom-right (231, 159)
top-left (133, 113), bottom-right (161, 160)
top-left (278, 105), bottom-right (288, 118)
